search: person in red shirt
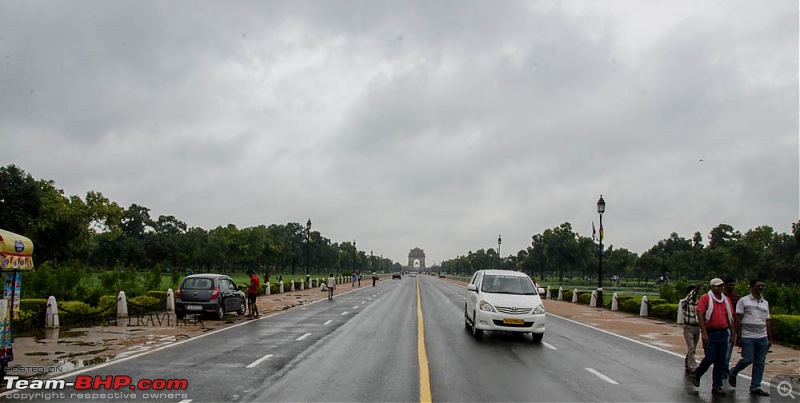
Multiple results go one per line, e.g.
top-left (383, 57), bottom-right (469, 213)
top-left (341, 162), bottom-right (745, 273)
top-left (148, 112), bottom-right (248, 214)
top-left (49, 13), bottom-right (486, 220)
top-left (246, 270), bottom-right (260, 319)
top-left (691, 278), bottom-right (736, 396)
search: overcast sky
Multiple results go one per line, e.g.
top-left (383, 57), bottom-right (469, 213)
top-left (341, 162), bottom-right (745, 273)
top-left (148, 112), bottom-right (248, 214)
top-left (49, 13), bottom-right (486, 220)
top-left (1, 1), bottom-right (797, 266)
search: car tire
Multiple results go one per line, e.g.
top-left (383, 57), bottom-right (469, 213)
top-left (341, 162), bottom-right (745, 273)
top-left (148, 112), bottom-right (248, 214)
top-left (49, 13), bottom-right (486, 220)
top-left (236, 300), bottom-right (245, 316)
top-left (216, 303), bottom-right (225, 320)
top-left (472, 311), bottom-right (483, 339)
top-left (464, 305), bottom-right (470, 328)
top-left (531, 333), bottom-right (543, 343)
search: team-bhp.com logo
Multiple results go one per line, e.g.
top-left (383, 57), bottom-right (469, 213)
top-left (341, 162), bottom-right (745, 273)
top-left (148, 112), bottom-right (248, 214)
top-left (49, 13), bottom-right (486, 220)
top-left (4, 375), bottom-right (189, 400)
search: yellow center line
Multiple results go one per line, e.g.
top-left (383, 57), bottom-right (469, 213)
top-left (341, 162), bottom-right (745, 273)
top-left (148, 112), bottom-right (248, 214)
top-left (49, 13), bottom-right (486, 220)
top-left (417, 277), bottom-right (432, 403)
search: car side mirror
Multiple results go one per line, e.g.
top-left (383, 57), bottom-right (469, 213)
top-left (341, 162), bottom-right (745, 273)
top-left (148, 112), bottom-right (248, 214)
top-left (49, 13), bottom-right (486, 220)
top-left (467, 284), bottom-right (477, 292)
top-left (538, 287), bottom-right (545, 296)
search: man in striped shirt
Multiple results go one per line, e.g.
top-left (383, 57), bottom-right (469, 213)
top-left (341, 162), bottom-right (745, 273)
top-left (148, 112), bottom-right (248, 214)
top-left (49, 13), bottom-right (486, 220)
top-left (728, 279), bottom-right (772, 397)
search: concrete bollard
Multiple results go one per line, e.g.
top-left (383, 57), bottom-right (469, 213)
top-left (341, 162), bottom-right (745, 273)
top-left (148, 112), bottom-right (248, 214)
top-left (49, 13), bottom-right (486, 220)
top-left (640, 295), bottom-right (649, 317)
top-left (117, 291), bottom-right (128, 318)
top-left (290, 280), bottom-right (295, 292)
top-left (611, 292), bottom-right (619, 311)
top-left (279, 281), bottom-right (284, 293)
top-left (546, 286), bottom-right (551, 300)
top-left (557, 287), bottom-right (564, 301)
top-left (166, 289), bottom-right (175, 312)
top-left (46, 296), bottom-right (59, 328)
top-left (572, 288), bottom-right (579, 303)
top-left (265, 282), bottom-right (271, 295)
top-left (590, 290), bottom-right (598, 307)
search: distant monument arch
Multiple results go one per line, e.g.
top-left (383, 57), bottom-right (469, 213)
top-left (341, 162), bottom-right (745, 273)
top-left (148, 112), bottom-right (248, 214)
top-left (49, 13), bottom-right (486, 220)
top-left (407, 248), bottom-right (426, 272)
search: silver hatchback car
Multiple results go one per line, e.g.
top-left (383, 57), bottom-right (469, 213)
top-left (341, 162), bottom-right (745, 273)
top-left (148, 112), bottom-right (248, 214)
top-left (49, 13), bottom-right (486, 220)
top-left (464, 270), bottom-right (546, 342)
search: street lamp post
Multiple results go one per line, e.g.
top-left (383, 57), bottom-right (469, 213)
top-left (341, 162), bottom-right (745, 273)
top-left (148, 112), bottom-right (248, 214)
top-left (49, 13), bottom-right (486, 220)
top-left (596, 195), bottom-right (606, 308)
top-left (497, 235), bottom-right (502, 270)
top-left (352, 239), bottom-right (357, 274)
top-left (306, 218), bottom-right (312, 276)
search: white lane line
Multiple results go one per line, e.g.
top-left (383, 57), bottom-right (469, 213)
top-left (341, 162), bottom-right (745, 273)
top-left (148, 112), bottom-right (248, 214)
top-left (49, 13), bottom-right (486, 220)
top-left (323, 320), bottom-right (333, 325)
top-left (353, 305), bottom-right (359, 309)
top-left (296, 333), bottom-right (311, 341)
top-left (246, 354), bottom-right (273, 369)
top-left (541, 341), bottom-right (557, 350)
top-left (585, 368), bottom-right (619, 384)
top-left (342, 311), bottom-right (350, 315)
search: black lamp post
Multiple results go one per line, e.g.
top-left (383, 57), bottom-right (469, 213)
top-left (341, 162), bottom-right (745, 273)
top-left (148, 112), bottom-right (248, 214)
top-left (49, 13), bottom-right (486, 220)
top-left (306, 218), bottom-right (312, 275)
top-left (352, 239), bottom-right (357, 273)
top-left (497, 235), bottom-right (502, 270)
top-left (596, 195), bottom-right (606, 308)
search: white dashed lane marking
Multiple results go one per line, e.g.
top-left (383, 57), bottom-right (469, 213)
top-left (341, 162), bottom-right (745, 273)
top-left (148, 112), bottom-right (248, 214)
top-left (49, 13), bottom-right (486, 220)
top-left (585, 368), bottom-right (619, 384)
top-left (246, 354), bottom-right (274, 369)
top-left (323, 320), bottom-right (333, 325)
top-left (296, 333), bottom-right (311, 341)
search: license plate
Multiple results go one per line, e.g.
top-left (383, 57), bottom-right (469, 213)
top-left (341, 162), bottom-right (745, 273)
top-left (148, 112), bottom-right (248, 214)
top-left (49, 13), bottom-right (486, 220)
top-left (503, 318), bottom-right (524, 325)
top-left (187, 305), bottom-right (202, 311)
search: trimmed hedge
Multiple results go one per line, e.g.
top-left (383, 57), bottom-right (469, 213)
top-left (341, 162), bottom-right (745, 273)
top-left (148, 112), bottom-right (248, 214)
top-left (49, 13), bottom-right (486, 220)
top-left (651, 303), bottom-right (678, 321)
top-left (562, 290), bottom-right (573, 301)
top-left (577, 292), bottom-right (592, 305)
top-left (771, 315), bottom-right (800, 346)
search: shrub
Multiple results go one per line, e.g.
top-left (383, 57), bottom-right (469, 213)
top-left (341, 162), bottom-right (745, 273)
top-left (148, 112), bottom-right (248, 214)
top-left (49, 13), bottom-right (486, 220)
top-left (651, 303), bottom-right (679, 321)
top-left (647, 298), bottom-right (668, 307)
top-left (128, 295), bottom-right (161, 315)
top-left (577, 292), bottom-right (592, 305)
top-left (97, 295), bottom-right (118, 312)
top-left (20, 299), bottom-right (48, 314)
top-left (562, 290), bottom-right (573, 301)
top-left (621, 299), bottom-right (641, 314)
top-left (771, 315), bottom-right (800, 346)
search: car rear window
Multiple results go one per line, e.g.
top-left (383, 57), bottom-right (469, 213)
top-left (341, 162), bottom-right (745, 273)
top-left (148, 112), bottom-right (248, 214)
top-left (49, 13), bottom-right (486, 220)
top-left (182, 278), bottom-right (214, 289)
top-left (481, 275), bottom-right (536, 295)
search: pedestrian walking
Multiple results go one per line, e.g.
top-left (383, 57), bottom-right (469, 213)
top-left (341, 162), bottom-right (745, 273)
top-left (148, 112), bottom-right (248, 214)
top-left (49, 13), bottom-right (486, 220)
top-left (352, 271), bottom-right (356, 287)
top-left (692, 278), bottom-right (736, 396)
top-left (357, 272), bottom-right (361, 287)
top-left (246, 270), bottom-right (260, 319)
top-left (728, 279), bottom-right (772, 396)
top-left (723, 278), bottom-right (741, 378)
top-left (677, 285), bottom-right (700, 373)
top-left (372, 270), bottom-right (377, 287)
top-left (327, 273), bottom-right (336, 301)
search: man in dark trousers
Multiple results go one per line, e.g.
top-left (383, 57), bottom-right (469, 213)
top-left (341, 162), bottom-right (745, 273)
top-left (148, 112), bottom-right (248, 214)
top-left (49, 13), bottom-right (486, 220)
top-left (692, 278), bottom-right (736, 396)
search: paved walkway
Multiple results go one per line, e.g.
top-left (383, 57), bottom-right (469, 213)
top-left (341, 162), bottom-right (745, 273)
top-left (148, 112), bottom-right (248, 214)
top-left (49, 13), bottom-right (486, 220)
top-left (543, 298), bottom-right (800, 384)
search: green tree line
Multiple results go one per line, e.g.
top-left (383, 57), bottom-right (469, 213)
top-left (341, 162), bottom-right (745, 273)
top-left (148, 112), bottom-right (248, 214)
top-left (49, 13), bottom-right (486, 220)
top-left (441, 221), bottom-right (799, 286)
top-left (0, 165), bottom-right (400, 284)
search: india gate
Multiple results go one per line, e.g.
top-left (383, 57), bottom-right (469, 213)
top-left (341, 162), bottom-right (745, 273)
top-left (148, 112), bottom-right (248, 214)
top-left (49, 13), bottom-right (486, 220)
top-left (407, 247), bottom-right (426, 272)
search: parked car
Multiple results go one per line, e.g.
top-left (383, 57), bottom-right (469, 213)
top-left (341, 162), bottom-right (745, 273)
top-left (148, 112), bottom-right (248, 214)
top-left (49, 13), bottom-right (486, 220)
top-left (464, 270), bottom-right (546, 342)
top-left (392, 272), bottom-right (402, 279)
top-left (409, 271), bottom-right (417, 277)
top-left (176, 274), bottom-right (246, 320)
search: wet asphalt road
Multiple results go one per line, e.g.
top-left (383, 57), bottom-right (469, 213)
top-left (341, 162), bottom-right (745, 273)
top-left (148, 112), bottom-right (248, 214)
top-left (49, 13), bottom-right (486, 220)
top-left (1, 275), bottom-right (762, 402)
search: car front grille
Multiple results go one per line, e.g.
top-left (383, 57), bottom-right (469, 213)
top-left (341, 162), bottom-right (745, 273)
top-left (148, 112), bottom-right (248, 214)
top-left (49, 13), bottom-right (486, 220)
top-left (492, 320), bottom-right (533, 327)
top-left (495, 306), bottom-right (533, 315)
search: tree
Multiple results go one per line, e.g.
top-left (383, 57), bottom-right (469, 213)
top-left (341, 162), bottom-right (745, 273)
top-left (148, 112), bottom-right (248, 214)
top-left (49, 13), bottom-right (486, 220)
top-left (0, 164), bottom-right (41, 234)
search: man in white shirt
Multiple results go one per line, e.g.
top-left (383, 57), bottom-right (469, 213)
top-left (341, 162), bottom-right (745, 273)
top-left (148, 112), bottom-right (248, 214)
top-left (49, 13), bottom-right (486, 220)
top-left (728, 279), bottom-right (772, 396)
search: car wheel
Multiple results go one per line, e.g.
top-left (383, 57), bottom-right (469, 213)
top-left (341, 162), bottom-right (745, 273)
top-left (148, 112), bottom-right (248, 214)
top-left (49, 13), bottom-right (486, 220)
top-left (464, 305), bottom-right (470, 328)
top-left (472, 311), bottom-right (483, 338)
top-left (216, 303), bottom-right (225, 320)
top-left (531, 333), bottom-right (543, 343)
top-left (236, 300), bottom-right (245, 316)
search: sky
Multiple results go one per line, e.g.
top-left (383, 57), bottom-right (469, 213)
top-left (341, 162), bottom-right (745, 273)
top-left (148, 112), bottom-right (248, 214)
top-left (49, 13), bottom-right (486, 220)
top-left (1, 1), bottom-right (797, 266)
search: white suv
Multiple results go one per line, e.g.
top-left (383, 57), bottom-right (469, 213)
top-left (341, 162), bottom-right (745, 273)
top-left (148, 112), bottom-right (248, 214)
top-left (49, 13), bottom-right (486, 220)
top-left (464, 270), bottom-right (546, 342)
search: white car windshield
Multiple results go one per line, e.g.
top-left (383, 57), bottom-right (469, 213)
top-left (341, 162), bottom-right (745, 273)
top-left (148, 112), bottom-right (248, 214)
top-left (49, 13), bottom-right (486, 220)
top-left (481, 275), bottom-right (537, 295)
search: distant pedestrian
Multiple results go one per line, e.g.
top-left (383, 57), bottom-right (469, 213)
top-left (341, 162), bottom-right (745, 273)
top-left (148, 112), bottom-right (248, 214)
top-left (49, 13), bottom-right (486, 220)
top-left (327, 273), bottom-right (336, 300)
top-left (352, 271), bottom-right (356, 287)
top-left (728, 279), bottom-right (772, 396)
top-left (357, 272), bottom-right (361, 287)
top-left (723, 278), bottom-right (741, 378)
top-left (372, 271), bottom-right (377, 287)
top-left (692, 278), bottom-right (735, 396)
top-left (246, 270), bottom-right (260, 319)
top-left (677, 285), bottom-right (700, 373)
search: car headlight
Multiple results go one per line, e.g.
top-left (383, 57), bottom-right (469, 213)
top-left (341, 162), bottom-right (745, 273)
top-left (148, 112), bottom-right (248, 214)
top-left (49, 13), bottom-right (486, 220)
top-left (533, 304), bottom-right (545, 315)
top-left (479, 301), bottom-right (496, 313)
